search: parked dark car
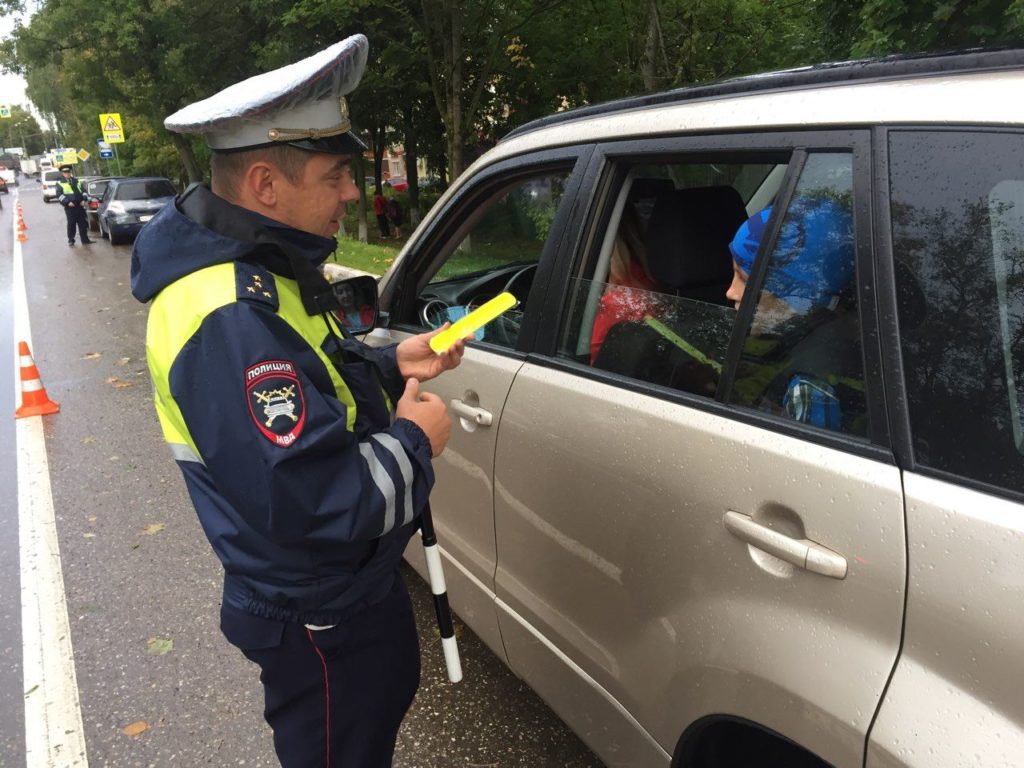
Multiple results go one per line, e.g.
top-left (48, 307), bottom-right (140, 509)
top-left (97, 177), bottom-right (177, 245)
top-left (84, 176), bottom-right (124, 232)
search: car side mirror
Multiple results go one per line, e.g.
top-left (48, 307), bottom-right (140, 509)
top-left (329, 274), bottom-right (379, 335)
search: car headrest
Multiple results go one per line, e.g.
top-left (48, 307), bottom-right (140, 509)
top-left (644, 186), bottom-right (747, 291)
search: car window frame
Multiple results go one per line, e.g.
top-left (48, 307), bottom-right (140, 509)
top-left (874, 124), bottom-right (1024, 504)
top-left (383, 145), bottom-right (593, 356)
top-left (531, 129), bottom-right (893, 461)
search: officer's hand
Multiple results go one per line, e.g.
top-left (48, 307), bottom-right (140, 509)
top-left (395, 378), bottom-right (451, 457)
top-left (68, 202), bottom-right (75, 207)
top-left (396, 323), bottom-right (466, 383)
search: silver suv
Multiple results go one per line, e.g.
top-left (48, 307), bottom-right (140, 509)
top-left (375, 50), bottom-right (1024, 767)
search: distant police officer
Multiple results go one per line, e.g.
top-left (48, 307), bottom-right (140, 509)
top-left (131, 35), bottom-right (465, 767)
top-left (56, 164), bottom-right (93, 246)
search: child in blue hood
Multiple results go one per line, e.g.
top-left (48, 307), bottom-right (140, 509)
top-left (726, 197), bottom-right (856, 431)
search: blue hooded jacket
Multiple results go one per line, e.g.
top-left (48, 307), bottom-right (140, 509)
top-left (132, 185), bottom-right (433, 627)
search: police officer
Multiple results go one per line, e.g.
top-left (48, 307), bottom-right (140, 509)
top-left (131, 34), bottom-right (465, 767)
top-left (56, 164), bottom-right (93, 246)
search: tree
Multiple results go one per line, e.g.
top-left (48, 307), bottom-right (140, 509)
top-left (4, 0), bottom-right (299, 181)
top-left (854, 0), bottom-right (1024, 55)
top-left (402, 0), bottom-right (567, 180)
top-left (0, 105), bottom-right (45, 155)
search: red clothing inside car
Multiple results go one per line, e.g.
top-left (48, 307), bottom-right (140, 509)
top-left (590, 260), bottom-right (660, 363)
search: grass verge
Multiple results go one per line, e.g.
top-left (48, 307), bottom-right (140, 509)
top-left (327, 236), bottom-right (400, 276)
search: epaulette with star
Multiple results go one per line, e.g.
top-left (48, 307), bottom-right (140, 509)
top-left (235, 262), bottom-right (279, 311)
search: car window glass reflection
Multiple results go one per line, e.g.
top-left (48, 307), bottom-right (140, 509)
top-left (991, 179), bottom-right (1024, 453)
top-left (729, 153), bottom-right (866, 436)
top-left (116, 180), bottom-right (177, 200)
top-left (559, 160), bottom-right (778, 399)
top-left (890, 130), bottom-right (1024, 492)
top-left (417, 171), bottom-right (571, 349)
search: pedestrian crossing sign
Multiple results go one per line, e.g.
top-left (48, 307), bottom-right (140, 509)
top-left (0, 106), bottom-right (10, 119)
top-left (99, 112), bottom-right (125, 144)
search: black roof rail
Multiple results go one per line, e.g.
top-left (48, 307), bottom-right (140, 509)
top-left (503, 48), bottom-right (1024, 142)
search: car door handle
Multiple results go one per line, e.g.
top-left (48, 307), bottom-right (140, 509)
top-left (450, 399), bottom-right (493, 427)
top-left (723, 511), bottom-right (847, 579)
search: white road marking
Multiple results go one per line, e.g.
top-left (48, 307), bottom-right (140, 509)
top-left (13, 191), bottom-right (90, 766)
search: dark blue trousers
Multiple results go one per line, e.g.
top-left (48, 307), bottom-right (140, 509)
top-left (222, 576), bottom-right (421, 767)
top-left (64, 204), bottom-right (89, 243)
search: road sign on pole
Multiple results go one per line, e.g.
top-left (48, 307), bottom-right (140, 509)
top-left (99, 113), bottom-right (125, 144)
top-left (0, 106), bottom-right (11, 119)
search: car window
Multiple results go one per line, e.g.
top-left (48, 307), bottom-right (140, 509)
top-left (114, 180), bottom-right (176, 200)
top-left (414, 170), bottom-right (572, 349)
top-left (890, 130), bottom-right (1024, 493)
top-left (43, 170), bottom-right (61, 183)
top-left (88, 180), bottom-right (113, 197)
top-left (729, 153), bottom-right (867, 437)
top-left (558, 159), bottom-right (779, 398)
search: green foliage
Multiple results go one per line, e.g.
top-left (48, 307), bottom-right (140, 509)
top-left (4, 0), bottom-right (1023, 193)
top-left (0, 104), bottom-right (45, 154)
top-left (853, 0), bottom-right (1024, 55)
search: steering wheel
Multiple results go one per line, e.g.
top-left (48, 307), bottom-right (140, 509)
top-left (501, 263), bottom-right (537, 298)
top-left (485, 264), bottom-right (537, 347)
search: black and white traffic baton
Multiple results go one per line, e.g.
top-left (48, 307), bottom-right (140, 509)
top-left (419, 500), bottom-right (463, 683)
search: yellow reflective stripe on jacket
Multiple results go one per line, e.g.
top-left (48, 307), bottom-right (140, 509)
top-left (146, 262), bottom-right (358, 462)
top-left (272, 271), bottom-right (359, 431)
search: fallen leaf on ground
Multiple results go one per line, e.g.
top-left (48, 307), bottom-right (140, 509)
top-left (141, 523), bottom-right (165, 535)
top-left (146, 637), bottom-right (173, 656)
top-left (121, 721), bottom-right (149, 737)
top-left (24, 685), bottom-right (38, 697)
top-left (118, 357), bottom-right (131, 365)
top-left (83, 533), bottom-right (95, 539)
top-left (81, 436), bottom-right (96, 444)
top-left (88, 516), bottom-right (97, 523)
top-left (104, 376), bottom-right (133, 389)
top-left (82, 352), bottom-right (102, 360)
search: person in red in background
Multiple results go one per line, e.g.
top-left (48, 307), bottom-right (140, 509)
top-left (589, 207), bottom-right (661, 363)
top-left (373, 189), bottom-right (390, 238)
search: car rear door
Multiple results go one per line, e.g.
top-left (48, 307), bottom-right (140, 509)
top-left (380, 147), bottom-right (591, 659)
top-left (489, 132), bottom-right (907, 766)
top-left (867, 129), bottom-right (1024, 766)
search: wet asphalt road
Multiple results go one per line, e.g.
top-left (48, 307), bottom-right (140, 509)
top-left (2, 182), bottom-right (605, 768)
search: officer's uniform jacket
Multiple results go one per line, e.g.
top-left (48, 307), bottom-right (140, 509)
top-left (131, 184), bottom-right (434, 629)
top-left (56, 176), bottom-right (86, 207)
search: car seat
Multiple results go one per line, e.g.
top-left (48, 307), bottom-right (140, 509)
top-left (643, 186), bottom-right (748, 305)
top-left (592, 186), bottom-right (747, 393)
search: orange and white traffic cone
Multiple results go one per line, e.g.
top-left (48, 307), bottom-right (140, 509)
top-left (15, 341), bottom-right (59, 418)
top-left (17, 228), bottom-right (27, 242)
top-left (17, 217), bottom-right (27, 231)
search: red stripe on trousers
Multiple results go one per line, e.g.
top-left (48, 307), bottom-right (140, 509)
top-left (306, 629), bottom-right (331, 768)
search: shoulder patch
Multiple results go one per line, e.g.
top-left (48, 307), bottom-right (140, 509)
top-left (245, 360), bottom-right (305, 447)
top-left (235, 262), bottom-right (279, 310)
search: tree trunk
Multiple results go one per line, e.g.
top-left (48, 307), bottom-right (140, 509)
top-left (372, 124), bottom-right (387, 193)
top-left (402, 105), bottom-right (421, 226)
top-left (354, 157), bottom-right (368, 243)
top-left (169, 132), bottom-right (203, 184)
top-left (641, 0), bottom-right (661, 92)
top-left (448, 0), bottom-right (465, 181)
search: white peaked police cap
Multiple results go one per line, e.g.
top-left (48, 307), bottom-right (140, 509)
top-left (164, 34), bottom-right (369, 154)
